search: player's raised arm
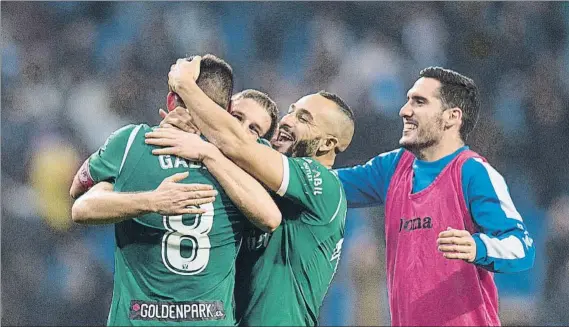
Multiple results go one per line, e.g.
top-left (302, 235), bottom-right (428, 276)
top-left (146, 128), bottom-right (282, 232)
top-left (168, 57), bottom-right (287, 192)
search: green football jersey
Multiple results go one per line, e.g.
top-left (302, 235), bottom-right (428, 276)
top-left (87, 124), bottom-right (244, 326)
top-left (235, 155), bottom-right (347, 326)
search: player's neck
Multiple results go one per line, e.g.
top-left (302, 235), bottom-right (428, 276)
top-left (415, 138), bottom-right (465, 162)
top-left (313, 152), bottom-right (334, 169)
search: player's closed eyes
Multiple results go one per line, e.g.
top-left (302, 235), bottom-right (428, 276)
top-left (232, 113), bottom-right (261, 137)
top-left (232, 113), bottom-right (243, 122)
top-left (249, 125), bottom-right (261, 137)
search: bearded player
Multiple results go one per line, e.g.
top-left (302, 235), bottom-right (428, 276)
top-left (336, 67), bottom-right (535, 326)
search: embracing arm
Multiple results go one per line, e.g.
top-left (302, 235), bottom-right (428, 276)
top-left (335, 149), bottom-right (403, 208)
top-left (202, 146), bottom-right (282, 232)
top-left (72, 182), bottom-right (154, 224)
top-left (70, 159), bottom-right (95, 199)
top-left (72, 172), bottom-right (216, 225)
top-left (172, 78), bottom-right (286, 193)
top-left (146, 128), bottom-right (282, 232)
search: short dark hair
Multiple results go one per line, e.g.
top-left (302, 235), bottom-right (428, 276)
top-left (419, 67), bottom-right (480, 141)
top-left (186, 54), bottom-right (234, 110)
top-left (317, 90), bottom-right (355, 153)
top-left (317, 90), bottom-right (354, 123)
top-left (232, 89), bottom-right (279, 140)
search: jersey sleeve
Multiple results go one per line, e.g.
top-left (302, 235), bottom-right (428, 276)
top-left (256, 138), bottom-right (272, 147)
top-left (276, 155), bottom-right (345, 225)
top-left (335, 148), bottom-right (403, 208)
top-left (88, 124), bottom-right (141, 184)
top-left (462, 158), bottom-right (536, 273)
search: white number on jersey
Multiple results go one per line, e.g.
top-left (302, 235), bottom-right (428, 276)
top-left (161, 202), bottom-right (214, 275)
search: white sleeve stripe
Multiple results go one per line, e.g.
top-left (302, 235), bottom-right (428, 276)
top-left (479, 234), bottom-right (526, 259)
top-left (276, 154), bottom-right (290, 196)
top-left (119, 125), bottom-right (142, 175)
top-left (328, 171), bottom-right (344, 223)
top-left (473, 158), bottom-right (523, 222)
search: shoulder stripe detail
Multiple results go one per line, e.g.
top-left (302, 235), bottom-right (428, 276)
top-left (119, 125), bottom-right (142, 175)
top-left (472, 158), bottom-right (523, 222)
top-left (276, 154), bottom-right (290, 196)
top-left (479, 234), bottom-right (526, 259)
top-left (328, 172), bottom-right (345, 223)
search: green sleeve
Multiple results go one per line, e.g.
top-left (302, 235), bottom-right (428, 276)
top-left (256, 138), bottom-right (272, 147)
top-left (276, 156), bottom-right (345, 225)
top-left (88, 124), bottom-right (141, 183)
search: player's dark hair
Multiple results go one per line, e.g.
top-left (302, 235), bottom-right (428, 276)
top-left (317, 90), bottom-right (354, 123)
top-left (186, 54), bottom-right (234, 110)
top-left (419, 67), bottom-right (480, 141)
top-left (317, 90), bottom-right (355, 153)
top-left (232, 89), bottom-right (279, 140)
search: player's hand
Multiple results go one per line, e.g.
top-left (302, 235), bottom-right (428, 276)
top-left (151, 172), bottom-right (217, 216)
top-left (145, 127), bottom-right (216, 162)
top-left (168, 56), bottom-right (201, 94)
top-left (158, 107), bottom-right (200, 134)
top-left (437, 227), bottom-right (477, 263)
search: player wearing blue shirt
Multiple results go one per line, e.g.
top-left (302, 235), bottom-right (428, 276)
top-left (337, 146), bottom-right (535, 273)
top-left (336, 67), bottom-right (535, 325)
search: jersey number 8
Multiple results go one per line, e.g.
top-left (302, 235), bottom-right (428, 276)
top-left (161, 202), bottom-right (214, 275)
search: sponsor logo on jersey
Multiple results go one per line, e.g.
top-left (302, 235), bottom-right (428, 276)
top-left (300, 158), bottom-right (323, 195)
top-left (129, 300), bottom-right (225, 321)
top-left (399, 216), bottom-right (433, 232)
top-left (245, 230), bottom-right (270, 251)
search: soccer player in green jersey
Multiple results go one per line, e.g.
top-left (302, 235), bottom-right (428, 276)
top-left (145, 56), bottom-right (355, 326)
top-left (69, 55), bottom-right (282, 326)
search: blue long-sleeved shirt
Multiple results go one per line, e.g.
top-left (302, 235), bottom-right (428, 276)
top-left (336, 146), bottom-right (535, 273)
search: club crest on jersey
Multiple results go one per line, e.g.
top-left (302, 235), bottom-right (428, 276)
top-left (399, 216), bottom-right (433, 232)
top-left (330, 238), bottom-right (344, 261)
top-left (129, 300), bottom-right (225, 322)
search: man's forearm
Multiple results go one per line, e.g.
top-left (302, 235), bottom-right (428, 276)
top-left (72, 183), bottom-right (153, 225)
top-left (70, 159), bottom-right (94, 199)
top-left (176, 82), bottom-right (249, 157)
top-left (203, 148), bottom-right (281, 232)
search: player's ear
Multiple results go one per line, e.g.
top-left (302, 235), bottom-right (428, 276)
top-left (444, 107), bottom-right (462, 130)
top-left (319, 135), bottom-right (338, 153)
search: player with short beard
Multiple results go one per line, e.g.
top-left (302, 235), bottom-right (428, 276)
top-left (336, 67), bottom-right (536, 326)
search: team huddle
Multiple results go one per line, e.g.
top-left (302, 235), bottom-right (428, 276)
top-left (70, 54), bottom-right (535, 326)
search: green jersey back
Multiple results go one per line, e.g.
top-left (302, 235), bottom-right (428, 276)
top-left (235, 155), bottom-right (347, 326)
top-left (88, 124), bottom-right (244, 326)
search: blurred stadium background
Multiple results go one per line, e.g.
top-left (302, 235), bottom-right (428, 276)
top-left (2, 2), bottom-right (569, 326)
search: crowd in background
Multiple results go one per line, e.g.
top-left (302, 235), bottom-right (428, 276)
top-left (2, 2), bottom-right (569, 326)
